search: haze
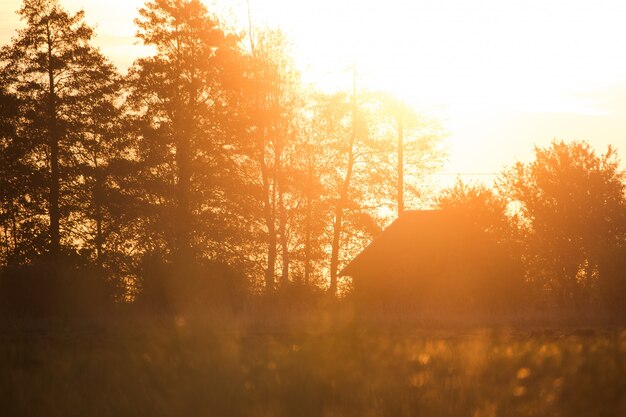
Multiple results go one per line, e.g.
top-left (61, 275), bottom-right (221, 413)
top-left (2, 0), bottom-right (626, 182)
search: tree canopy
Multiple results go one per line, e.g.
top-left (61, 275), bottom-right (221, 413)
top-left (499, 140), bottom-right (626, 305)
top-left (0, 0), bottom-right (624, 317)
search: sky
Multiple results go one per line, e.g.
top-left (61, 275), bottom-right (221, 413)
top-left (2, 0), bottom-right (626, 186)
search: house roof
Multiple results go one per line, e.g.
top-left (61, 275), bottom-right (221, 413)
top-left (340, 209), bottom-right (475, 277)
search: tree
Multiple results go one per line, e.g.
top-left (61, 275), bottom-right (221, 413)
top-left (436, 180), bottom-right (526, 311)
top-left (499, 140), bottom-right (626, 305)
top-left (66, 66), bottom-right (130, 270)
top-left (127, 0), bottom-right (244, 264)
top-left (284, 92), bottom-right (341, 288)
top-left (0, 82), bottom-right (31, 264)
top-left (328, 68), bottom-right (360, 296)
top-left (438, 179), bottom-right (518, 240)
top-left (242, 29), bottom-right (303, 291)
top-left (377, 93), bottom-right (445, 216)
top-left (0, 0), bottom-right (124, 259)
top-left (324, 88), bottom-right (446, 295)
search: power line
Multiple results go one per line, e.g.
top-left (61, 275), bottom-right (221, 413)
top-left (433, 172), bottom-right (498, 176)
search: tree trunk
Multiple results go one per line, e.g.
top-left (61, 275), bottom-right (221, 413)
top-left (172, 28), bottom-right (195, 264)
top-left (260, 127), bottom-right (276, 292)
top-left (46, 24), bottom-right (60, 257)
top-left (303, 165), bottom-right (313, 286)
top-left (175, 126), bottom-right (191, 260)
top-left (248, 31), bottom-right (276, 293)
top-left (329, 157), bottom-right (354, 295)
top-left (94, 168), bottom-right (103, 265)
top-left (329, 67), bottom-right (358, 296)
top-left (397, 116), bottom-right (404, 216)
top-left (275, 131), bottom-right (290, 287)
top-left (278, 186), bottom-right (289, 286)
top-left (329, 208), bottom-right (344, 295)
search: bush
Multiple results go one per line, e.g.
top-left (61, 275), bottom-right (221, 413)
top-left (0, 256), bottom-right (120, 319)
top-left (134, 255), bottom-right (248, 316)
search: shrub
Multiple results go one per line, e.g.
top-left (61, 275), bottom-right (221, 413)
top-left (0, 256), bottom-right (120, 319)
top-left (134, 255), bottom-right (248, 316)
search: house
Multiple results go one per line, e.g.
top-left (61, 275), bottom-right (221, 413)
top-left (341, 209), bottom-right (523, 313)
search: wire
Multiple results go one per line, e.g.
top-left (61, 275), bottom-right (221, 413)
top-left (433, 172), bottom-right (498, 176)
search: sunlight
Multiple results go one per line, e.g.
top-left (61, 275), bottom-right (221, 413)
top-left (2, 2), bottom-right (626, 414)
top-left (3, 0), bottom-right (625, 180)
top-left (252, 0), bottom-right (626, 112)
top-left (237, 0), bottom-right (626, 179)
top-left (61, 0), bottom-right (151, 68)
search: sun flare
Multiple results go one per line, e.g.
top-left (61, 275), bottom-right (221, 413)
top-left (1, 3), bottom-right (626, 414)
top-left (2, 0), bottom-right (626, 180)
top-left (238, 0), bottom-right (626, 179)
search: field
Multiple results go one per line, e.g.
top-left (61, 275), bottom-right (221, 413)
top-left (2, 316), bottom-right (626, 417)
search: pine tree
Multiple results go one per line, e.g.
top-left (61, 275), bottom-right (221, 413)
top-left (127, 0), bottom-right (244, 264)
top-left (0, 0), bottom-right (123, 258)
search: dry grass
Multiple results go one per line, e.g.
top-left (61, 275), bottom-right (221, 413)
top-left (2, 316), bottom-right (626, 417)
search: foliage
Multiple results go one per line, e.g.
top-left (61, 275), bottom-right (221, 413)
top-left (126, 0), bottom-right (246, 264)
top-left (0, 0), bottom-right (623, 316)
top-left (0, 0), bottom-right (123, 258)
top-left (499, 140), bottom-right (626, 306)
top-left (438, 179), bottom-right (526, 242)
top-left (134, 256), bottom-right (247, 315)
top-left (0, 257), bottom-right (120, 318)
top-left (435, 180), bottom-right (526, 311)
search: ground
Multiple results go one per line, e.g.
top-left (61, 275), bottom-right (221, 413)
top-left (2, 317), bottom-right (626, 417)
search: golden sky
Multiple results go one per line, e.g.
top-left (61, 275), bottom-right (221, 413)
top-left (2, 0), bottom-right (626, 185)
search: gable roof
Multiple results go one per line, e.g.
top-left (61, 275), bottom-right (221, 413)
top-left (340, 209), bottom-right (475, 278)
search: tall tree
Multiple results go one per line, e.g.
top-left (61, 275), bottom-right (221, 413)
top-left (328, 67), bottom-right (360, 296)
top-left (295, 92), bottom-right (356, 288)
top-left (67, 66), bottom-right (127, 266)
top-left (325, 88), bottom-right (446, 295)
top-left (241, 27), bottom-right (304, 291)
top-left (293, 134), bottom-right (331, 286)
top-left (377, 93), bottom-right (445, 216)
top-left (386, 96), bottom-right (408, 215)
top-left (0, 0), bottom-right (123, 258)
top-left (127, 0), bottom-right (243, 263)
top-left (499, 140), bottom-right (626, 304)
top-left (0, 82), bottom-right (26, 264)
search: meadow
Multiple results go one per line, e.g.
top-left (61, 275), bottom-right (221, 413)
top-left (3, 313), bottom-right (625, 417)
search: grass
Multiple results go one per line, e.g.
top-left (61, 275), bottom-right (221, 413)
top-left (2, 315), bottom-right (626, 417)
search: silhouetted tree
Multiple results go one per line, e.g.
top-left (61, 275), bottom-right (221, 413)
top-left (281, 93), bottom-right (337, 288)
top-left (325, 89), bottom-right (446, 295)
top-left (243, 29), bottom-right (303, 291)
top-left (438, 179), bottom-right (518, 241)
top-left (127, 0), bottom-right (244, 265)
top-left (377, 93), bottom-right (445, 215)
top-left (0, 83), bottom-right (30, 264)
top-left (328, 69), bottom-right (360, 295)
top-left (0, 0), bottom-right (452, 307)
top-left (499, 140), bottom-right (626, 305)
top-left (436, 180), bottom-right (526, 311)
top-left (66, 67), bottom-right (130, 272)
top-left (0, 0), bottom-right (123, 259)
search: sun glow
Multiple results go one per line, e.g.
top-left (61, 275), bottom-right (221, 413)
top-left (2, 0), bottom-right (626, 182)
top-left (237, 0), bottom-right (626, 181)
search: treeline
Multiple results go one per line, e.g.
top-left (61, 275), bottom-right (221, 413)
top-left (437, 141), bottom-right (626, 314)
top-left (1, 0), bottom-right (624, 319)
top-left (0, 0), bottom-right (444, 315)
